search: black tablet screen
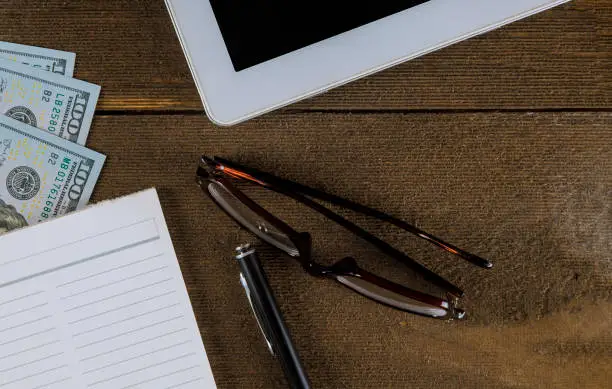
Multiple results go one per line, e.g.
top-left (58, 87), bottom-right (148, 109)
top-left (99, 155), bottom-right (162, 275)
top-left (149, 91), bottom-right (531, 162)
top-left (209, 1), bottom-right (431, 71)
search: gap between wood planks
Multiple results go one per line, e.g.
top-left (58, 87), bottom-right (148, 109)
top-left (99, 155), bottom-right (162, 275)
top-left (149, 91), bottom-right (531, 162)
top-left (95, 107), bottom-right (612, 116)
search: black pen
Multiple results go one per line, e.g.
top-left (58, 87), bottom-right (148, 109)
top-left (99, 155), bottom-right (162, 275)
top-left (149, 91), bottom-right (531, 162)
top-left (235, 244), bottom-right (311, 389)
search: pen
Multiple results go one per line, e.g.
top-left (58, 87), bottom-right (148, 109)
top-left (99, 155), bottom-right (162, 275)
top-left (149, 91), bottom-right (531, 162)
top-left (235, 244), bottom-right (311, 389)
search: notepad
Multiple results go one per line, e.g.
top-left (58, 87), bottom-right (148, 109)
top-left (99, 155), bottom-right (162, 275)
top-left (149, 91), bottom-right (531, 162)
top-left (0, 188), bottom-right (217, 389)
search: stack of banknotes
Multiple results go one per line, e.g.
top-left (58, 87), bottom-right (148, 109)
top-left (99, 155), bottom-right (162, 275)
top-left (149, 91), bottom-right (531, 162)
top-left (0, 41), bottom-right (105, 234)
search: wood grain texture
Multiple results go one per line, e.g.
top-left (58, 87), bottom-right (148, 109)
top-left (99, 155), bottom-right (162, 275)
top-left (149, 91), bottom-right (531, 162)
top-left (0, 0), bottom-right (609, 111)
top-left (85, 112), bottom-right (611, 389)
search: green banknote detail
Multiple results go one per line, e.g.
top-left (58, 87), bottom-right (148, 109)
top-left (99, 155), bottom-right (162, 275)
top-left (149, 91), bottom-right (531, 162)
top-left (0, 60), bottom-right (100, 145)
top-left (0, 115), bottom-right (105, 234)
top-left (0, 41), bottom-right (76, 76)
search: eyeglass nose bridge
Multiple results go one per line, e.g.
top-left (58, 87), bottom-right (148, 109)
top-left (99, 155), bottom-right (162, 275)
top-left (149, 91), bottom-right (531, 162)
top-left (289, 232), bottom-right (327, 276)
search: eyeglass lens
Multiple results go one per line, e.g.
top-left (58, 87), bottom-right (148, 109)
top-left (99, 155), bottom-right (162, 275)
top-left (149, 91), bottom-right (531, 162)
top-left (334, 274), bottom-right (462, 319)
top-left (207, 181), bottom-right (300, 257)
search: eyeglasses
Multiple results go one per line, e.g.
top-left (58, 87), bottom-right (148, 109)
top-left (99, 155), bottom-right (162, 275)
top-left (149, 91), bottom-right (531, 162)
top-left (196, 155), bottom-right (492, 320)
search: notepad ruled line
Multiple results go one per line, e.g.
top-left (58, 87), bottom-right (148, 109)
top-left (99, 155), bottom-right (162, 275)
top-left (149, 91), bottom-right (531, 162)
top-left (83, 340), bottom-right (192, 374)
top-left (0, 218), bottom-right (155, 268)
top-left (119, 365), bottom-right (200, 389)
top-left (30, 377), bottom-right (72, 389)
top-left (0, 340), bottom-right (60, 361)
top-left (57, 253), bottom-right (164, 288)
top-left (65, 277), bottom-right (174, 312)
top-left (0, 315), bottom-right (52, 334)
top-left (73, 303), bottom-right (181, 337)
top-left (0, 291), bottom-right (43, 307)
top-left (0, 364), bottom-right (68, 388)
top-left (0, 327), bottom-right (55, 347)
top-left (0, 237), bottom-right (160, 289)
top-left (76, 315), bottom-right (185, 349)
top-left (0, 351), bottom-right (65, 373)
top-left (68, 290), bottom-right (177, 325)
top-left (61, 266), bottom-right (168, 300)
top-left (62, 266), bottom-right (170, 300)
top-left (80, 328), bottom-right (188, 362)
top-left (164, 377), bottom-right (205, 389)
top-left (0, 302), bottom-right (48, 320)
top-left (88, 353), bottom-right (196, 387)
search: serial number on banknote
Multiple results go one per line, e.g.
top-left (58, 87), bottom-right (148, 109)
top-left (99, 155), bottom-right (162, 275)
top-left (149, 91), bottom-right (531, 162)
top-left (0, 61), bottom-right (99, 145)
top-left (0, 115), bottom-right (104, 234)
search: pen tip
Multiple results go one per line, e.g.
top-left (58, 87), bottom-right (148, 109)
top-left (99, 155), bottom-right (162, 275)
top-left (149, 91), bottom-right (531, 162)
top-left (236, 243), bottom-right (252, 253)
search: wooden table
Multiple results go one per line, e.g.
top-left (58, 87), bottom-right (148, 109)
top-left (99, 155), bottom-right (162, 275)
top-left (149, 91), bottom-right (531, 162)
top-left (2, 1), bottom-right (610, 388)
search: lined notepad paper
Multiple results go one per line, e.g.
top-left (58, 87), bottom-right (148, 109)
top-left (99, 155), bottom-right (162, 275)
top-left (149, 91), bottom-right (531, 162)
top-left (0, 188), bottom-right (217, 389)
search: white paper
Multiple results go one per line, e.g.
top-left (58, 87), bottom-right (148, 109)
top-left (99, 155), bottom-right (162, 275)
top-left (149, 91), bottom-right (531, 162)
top-left (0, 188), bottom-right (217, 389)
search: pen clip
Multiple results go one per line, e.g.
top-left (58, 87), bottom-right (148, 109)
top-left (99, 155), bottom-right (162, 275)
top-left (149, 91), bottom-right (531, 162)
top-left (240, 272), bottom-right (275, 356)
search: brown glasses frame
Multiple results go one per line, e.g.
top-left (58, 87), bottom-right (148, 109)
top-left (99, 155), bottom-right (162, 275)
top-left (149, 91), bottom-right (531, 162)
top-left (196, 155), bottom-right (492, 320)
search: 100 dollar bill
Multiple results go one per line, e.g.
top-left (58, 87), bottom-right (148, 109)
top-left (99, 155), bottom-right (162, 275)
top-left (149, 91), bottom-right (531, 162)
top-left (0, 60), bottom-right (100, 145)
top-left (0, 115), bottom-right (105, 234)
top-left (0, 41), bottom-right (75, 76)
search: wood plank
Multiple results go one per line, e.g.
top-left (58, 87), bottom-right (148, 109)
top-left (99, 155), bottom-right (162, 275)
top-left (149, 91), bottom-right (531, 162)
top-left (85, 112), bottom-right (611, 388)
top-left (0, 1), bottom-right (609, 111)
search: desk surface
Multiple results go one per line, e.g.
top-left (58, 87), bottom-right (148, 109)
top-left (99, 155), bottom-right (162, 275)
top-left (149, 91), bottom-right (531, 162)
top-left (2, 1), bottom-right (610, 388)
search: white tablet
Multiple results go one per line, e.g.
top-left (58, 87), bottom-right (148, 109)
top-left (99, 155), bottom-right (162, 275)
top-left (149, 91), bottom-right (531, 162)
top-left (165, 0), bottom-right (569, 126)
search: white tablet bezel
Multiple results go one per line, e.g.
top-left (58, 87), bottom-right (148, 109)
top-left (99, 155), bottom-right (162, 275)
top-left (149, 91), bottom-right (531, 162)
top-left (165, 0), bottom-right (569, 126)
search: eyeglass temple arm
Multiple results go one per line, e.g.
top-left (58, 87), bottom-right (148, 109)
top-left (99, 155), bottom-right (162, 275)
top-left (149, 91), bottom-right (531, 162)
top-left (213, 156), bottom-right (492, 269)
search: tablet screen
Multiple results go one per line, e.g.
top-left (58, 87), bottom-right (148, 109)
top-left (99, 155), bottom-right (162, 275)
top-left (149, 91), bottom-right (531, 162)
top-left (209, 1), bottom-right (431, 71)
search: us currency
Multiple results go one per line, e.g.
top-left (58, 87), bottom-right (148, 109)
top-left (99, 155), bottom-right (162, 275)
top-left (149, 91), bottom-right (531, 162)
top-left (0, 115), bottom-right (105, 234)
top-left (0, 60), bottom-right (100, 145)
top-left (0, 41), bottom-right (75, 76)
